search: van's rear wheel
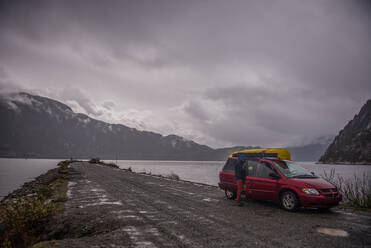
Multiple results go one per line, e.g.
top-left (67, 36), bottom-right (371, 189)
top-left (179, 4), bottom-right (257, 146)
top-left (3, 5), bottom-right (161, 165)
top-left (281, 191), bottom-right (299, 211)
top-left (225, 190), bottom-right (236, 200)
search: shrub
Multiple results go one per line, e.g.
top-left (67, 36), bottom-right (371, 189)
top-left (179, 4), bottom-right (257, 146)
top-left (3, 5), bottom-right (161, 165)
top-left (0, 164), bottom-right (68, 248)
top-left (166, 173), bottom-right (180, 180)
top-left (97, 161), bottom-right (119, 168)
top-left (323, 169), bottom-right (371, 209)
top-left (57, 160), bottom-right (73, 174)
top-left (0, 194), bottom-right (57, 248)
top-left (38, 187), bottom-right (53, 199)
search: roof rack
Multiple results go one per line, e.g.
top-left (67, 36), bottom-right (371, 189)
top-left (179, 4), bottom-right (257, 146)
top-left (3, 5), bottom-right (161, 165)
top-left (232, 153), bottom-right (278, 159)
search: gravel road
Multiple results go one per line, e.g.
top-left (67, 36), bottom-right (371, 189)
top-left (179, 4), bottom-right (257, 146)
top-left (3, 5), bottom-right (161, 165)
top-left (56, 162), bottom-right (371, 248)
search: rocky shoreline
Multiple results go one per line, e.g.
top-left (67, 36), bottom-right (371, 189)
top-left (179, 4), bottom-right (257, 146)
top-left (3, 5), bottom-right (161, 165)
top-left (0, 160), bottom-right (72, 248)
top-left (1, 168), bottom-right (64, 204)
top-left (0, 160), bottom-right (144, 248)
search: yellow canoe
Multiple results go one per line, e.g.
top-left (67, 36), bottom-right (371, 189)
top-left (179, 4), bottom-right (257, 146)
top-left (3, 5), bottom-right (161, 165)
top-left (229, 148), bottom-right (291, 160)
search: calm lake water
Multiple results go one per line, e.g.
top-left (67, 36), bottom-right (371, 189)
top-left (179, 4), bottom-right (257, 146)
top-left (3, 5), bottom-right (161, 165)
top-left (1, 158), bottom-right (370, 200)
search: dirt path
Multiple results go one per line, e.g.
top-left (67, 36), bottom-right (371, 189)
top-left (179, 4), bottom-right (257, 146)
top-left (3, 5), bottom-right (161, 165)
top-left (56, 162), bottom-right (371, 247)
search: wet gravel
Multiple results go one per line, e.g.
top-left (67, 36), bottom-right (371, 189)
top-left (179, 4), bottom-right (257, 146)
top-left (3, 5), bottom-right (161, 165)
top-left (56, 162), bottom-right (371, 248)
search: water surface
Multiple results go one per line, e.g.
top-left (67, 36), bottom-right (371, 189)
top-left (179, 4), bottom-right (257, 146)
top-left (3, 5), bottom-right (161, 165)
top-left (0, 158), bottom-right (60, 199)
top-left (110, 160), bottom-right (371, 185)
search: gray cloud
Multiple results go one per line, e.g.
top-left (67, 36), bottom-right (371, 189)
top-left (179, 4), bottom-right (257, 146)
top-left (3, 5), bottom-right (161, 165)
top-left (199, 84), bottom-right (358, 146)
top-left (183, 100), bottom-right (212, 123)
top-left (0, 0), bottom-right (370, 147)
top-left (102, 101), bottom-right (115, 110)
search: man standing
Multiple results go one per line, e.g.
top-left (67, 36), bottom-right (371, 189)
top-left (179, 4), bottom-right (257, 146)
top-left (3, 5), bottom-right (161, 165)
top-left (234, 154), bottom-right (246, 206)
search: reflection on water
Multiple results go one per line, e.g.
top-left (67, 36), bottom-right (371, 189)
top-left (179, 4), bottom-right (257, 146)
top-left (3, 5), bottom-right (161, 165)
top-left (1, 158), bottom-right (370, 200)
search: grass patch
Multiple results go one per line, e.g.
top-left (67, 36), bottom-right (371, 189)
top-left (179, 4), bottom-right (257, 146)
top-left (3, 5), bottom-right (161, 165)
top-left (323, 169), bottom-right (371, 210)
top-left (57, 159), bottom-right (77, 172)
top-left (135, 169), bottom-right (181, 181)
top-left (50, 178), bottom-right (68, 212)
top-left (31, 240), bottom-right (60, 248)
top-left (337, 204), bottom-right (371, 212)
top-left (97, 161), bottom-right (119, 168)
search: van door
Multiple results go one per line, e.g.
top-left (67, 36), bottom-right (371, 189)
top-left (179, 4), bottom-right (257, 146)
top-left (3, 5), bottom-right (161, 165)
top-left (250, 161), bottom-right (280, 200)
top-left (245, 160), bottom-right (258, 198)
top-left (219, 158), bottom-right (237, 192)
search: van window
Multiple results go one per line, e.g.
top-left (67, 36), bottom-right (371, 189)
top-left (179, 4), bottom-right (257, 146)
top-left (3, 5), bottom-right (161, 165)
top-left (273, 161), bottom-right (315, 178)
top-left (257, 162), bottom-right (276, 178)
top-left (246, 160), bottom-right (257, 177)
top-left (223, 158), bottom-right (237, 172)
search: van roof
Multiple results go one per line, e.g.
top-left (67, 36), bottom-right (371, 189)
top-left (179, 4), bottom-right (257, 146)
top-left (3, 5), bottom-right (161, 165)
top-left (228, 148), bottom-right (291, 160)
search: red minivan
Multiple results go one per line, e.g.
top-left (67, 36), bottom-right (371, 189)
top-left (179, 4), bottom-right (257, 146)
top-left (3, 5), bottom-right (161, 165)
top-left (219, 156), bottom-right (342, 211)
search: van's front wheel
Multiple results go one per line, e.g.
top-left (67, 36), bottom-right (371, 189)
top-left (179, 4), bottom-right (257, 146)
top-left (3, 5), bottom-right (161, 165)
top-left (281, 191), bottom-right (299, 211)
top-left (225, 190), bottom-right (236, 200)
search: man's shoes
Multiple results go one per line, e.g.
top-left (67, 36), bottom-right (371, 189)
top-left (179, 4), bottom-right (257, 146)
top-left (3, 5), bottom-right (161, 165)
top-left (237, 202), bottom-right (244, 207)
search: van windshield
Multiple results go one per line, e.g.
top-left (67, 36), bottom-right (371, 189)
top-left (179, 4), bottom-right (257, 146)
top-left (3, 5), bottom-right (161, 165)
top-left (273, 161), bottom-right (317, 178)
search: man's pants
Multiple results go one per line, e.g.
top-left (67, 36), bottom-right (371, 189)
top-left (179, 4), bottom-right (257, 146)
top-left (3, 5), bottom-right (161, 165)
top-left (236, 179), bottom-right (244, 203)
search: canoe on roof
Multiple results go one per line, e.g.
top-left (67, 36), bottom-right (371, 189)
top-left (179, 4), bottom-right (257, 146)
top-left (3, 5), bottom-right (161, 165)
top-left (229, 148), bottom-right (291, 160)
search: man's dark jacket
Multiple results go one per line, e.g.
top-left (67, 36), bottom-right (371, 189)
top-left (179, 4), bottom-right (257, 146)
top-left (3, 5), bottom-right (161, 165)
top-left (234, 160), bottom-right (246, 182)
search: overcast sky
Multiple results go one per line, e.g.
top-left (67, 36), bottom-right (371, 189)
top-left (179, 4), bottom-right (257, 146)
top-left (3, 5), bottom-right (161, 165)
top-left (0, 0), bottom-right (370, 148)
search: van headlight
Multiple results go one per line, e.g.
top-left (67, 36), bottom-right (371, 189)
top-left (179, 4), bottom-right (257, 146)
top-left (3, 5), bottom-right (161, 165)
top-left (302, 188), bottom-right (319, 195)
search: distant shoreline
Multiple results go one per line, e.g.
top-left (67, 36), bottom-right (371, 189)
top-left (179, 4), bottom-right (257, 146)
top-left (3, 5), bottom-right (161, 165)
top-left (1, 157), bottom-right (371, 165)
top-left (316, 161), bottom-right (371, 166)
top-left (0, 156), bottom-right (227, 162)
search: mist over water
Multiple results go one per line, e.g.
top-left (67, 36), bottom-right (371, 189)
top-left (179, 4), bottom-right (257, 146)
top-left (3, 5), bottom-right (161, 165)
top-left (1, 159), bottom-right (370, 200)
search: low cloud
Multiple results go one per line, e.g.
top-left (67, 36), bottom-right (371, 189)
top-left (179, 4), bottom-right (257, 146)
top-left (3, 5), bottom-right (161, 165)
top-left (0, 66), bottom-right (22, 94)
top-left (102, 101), bottom-right (115, 110)
top-left (56, 88), bottom-right (103, 116)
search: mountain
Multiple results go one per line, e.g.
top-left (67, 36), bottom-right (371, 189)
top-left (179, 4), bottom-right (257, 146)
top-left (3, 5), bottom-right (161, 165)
top-left (0, 92), bottom-right (341, 162)
top-left (285, 136), bottom-right (334, 162)
top-left (0, 92), bottom-right (217, 160)
top-left (319, 99), bottom-right (371, 165)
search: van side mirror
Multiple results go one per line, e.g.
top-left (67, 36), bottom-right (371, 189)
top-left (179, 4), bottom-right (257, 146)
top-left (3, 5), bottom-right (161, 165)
top-left (269, 172), bottom-right (281, 179)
